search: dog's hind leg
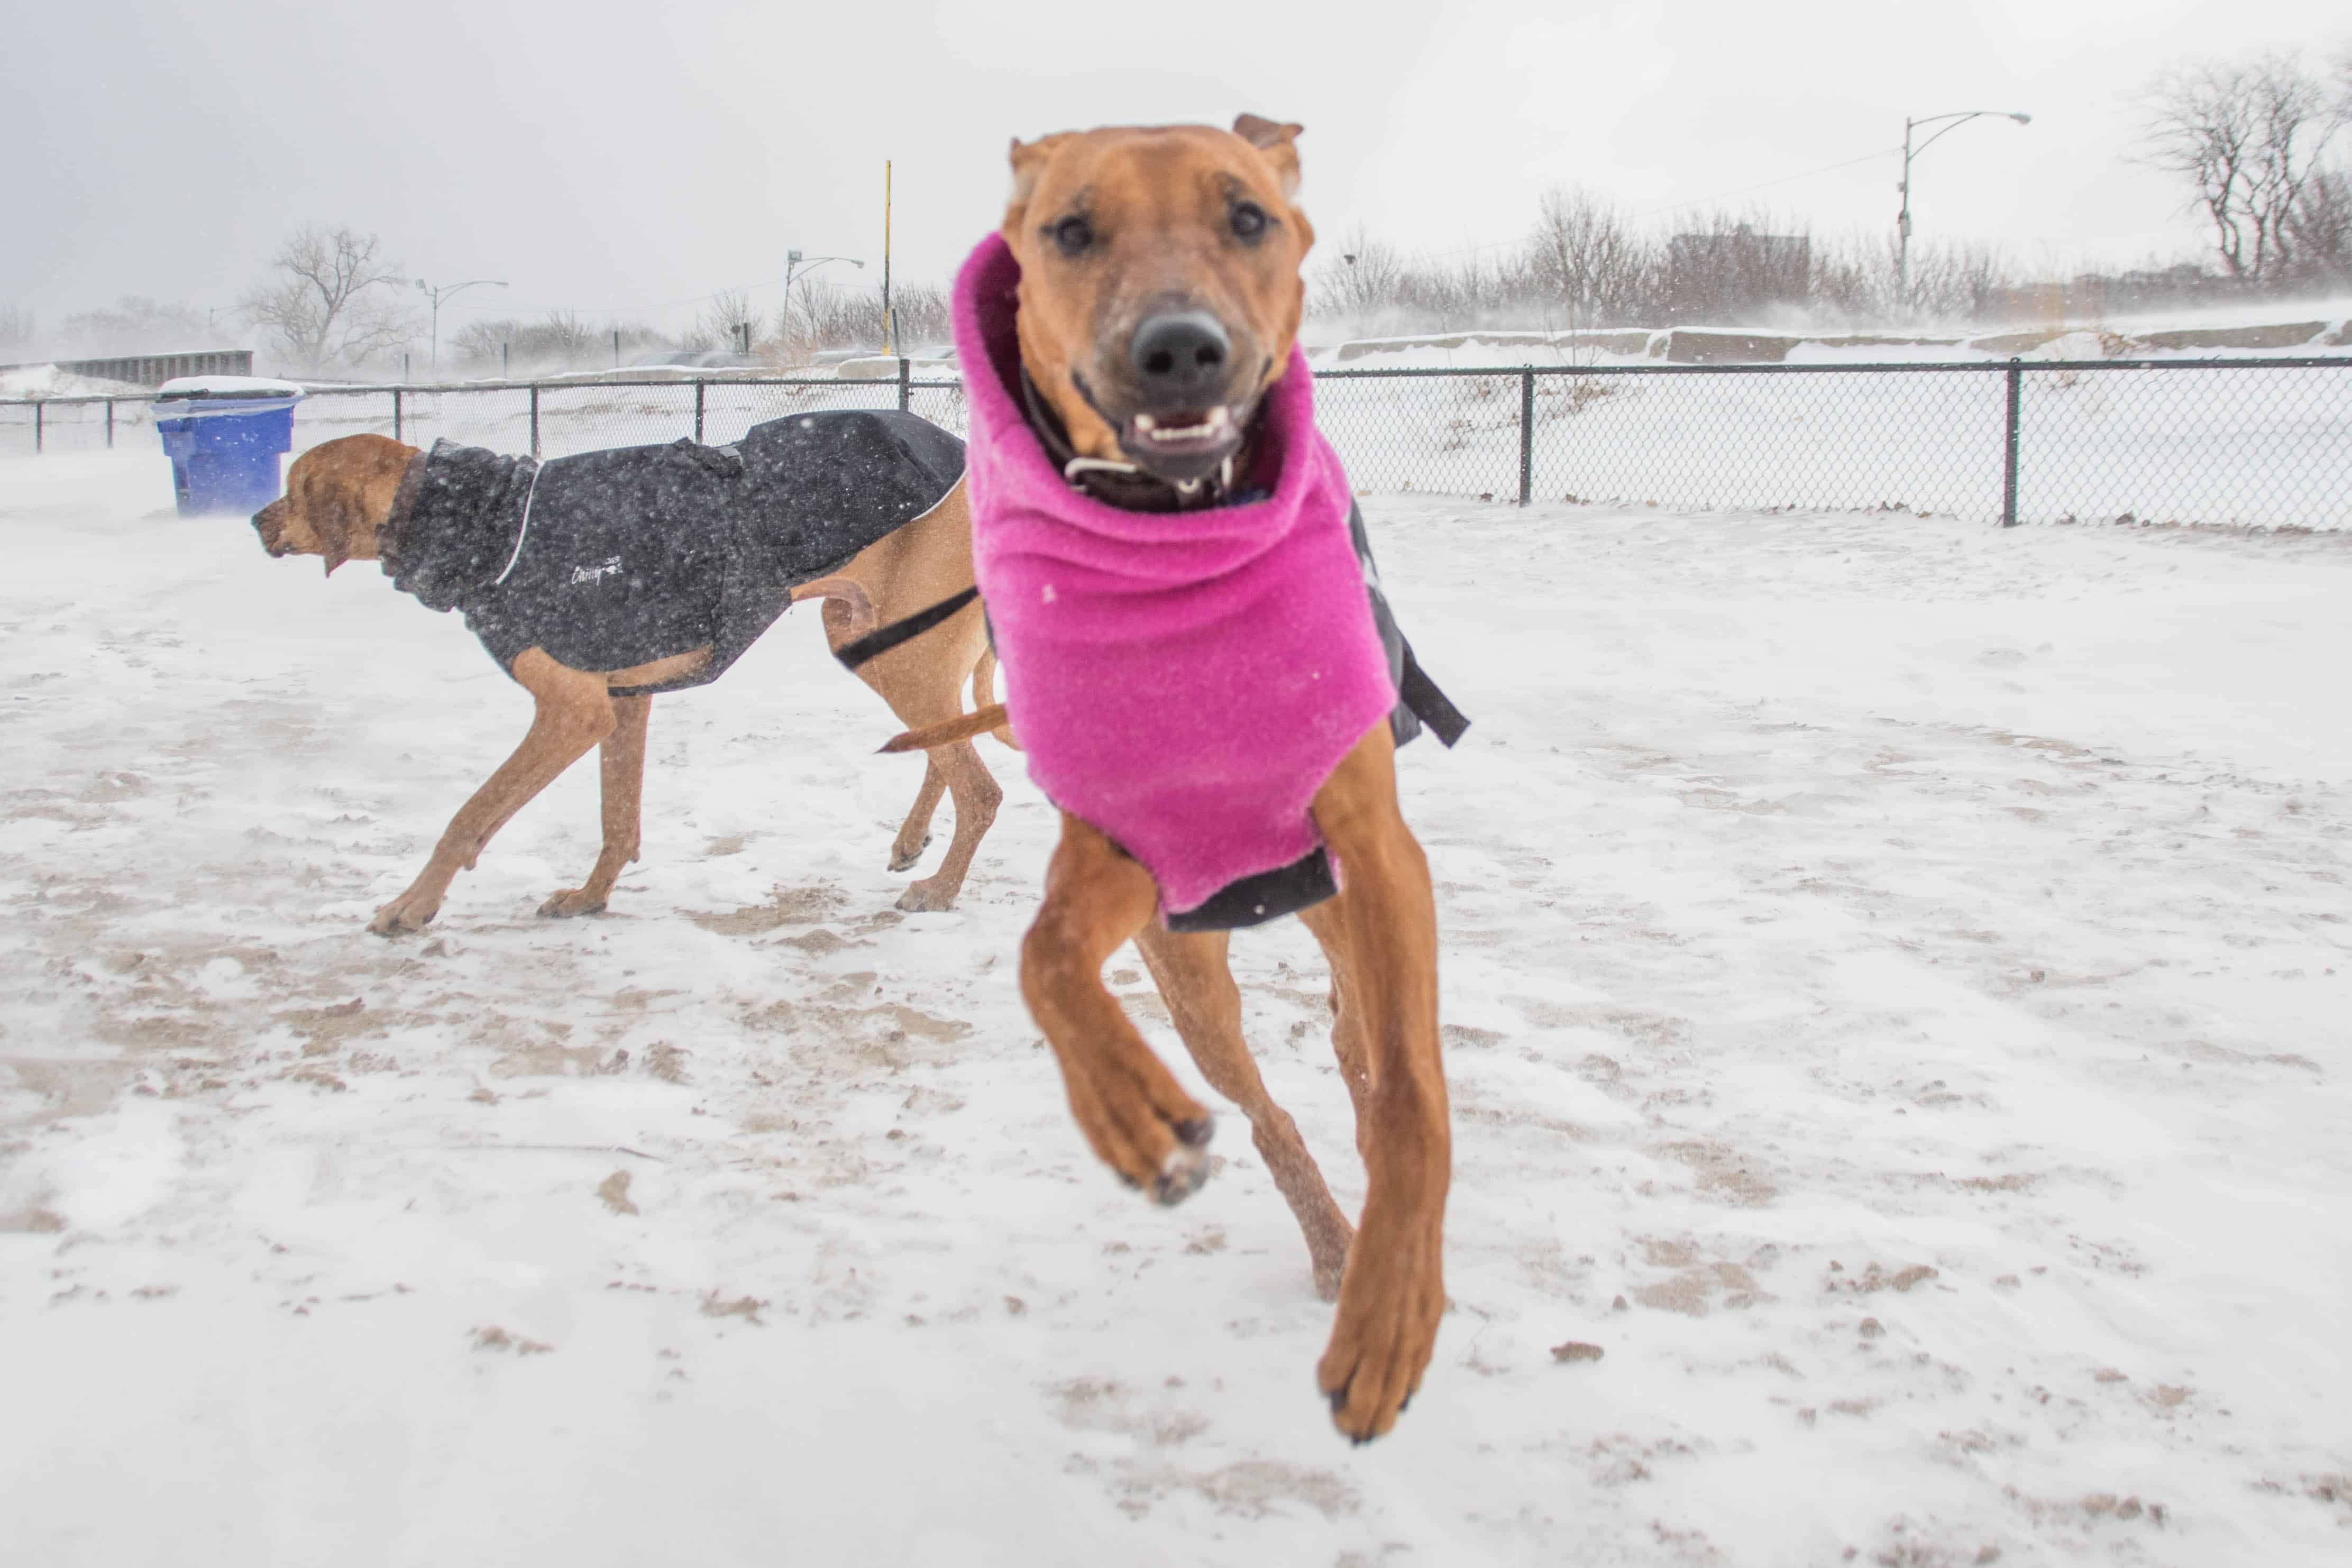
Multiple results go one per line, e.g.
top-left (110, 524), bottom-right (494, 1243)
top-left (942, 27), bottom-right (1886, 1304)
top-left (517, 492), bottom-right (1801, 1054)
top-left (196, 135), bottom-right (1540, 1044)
top-left (1132, 923), bottom-right (1354, 1300)
top-left (834, 600), bottom-right (1002, 911)
top-left (895, 737), bottom-right (1000, 911)
top-left (369, 651), bottom-right (616, 936)
top-left (1301, 723), bottom-right (1450, 1444)
top-left (539, 692), bottom-right (650, 919)
top-left (889, 757), bottom-right (948, 873)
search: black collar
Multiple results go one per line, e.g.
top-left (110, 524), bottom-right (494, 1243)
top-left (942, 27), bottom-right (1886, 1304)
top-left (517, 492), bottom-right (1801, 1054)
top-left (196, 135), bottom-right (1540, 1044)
top-left (1018, 368), bottom-right (1249, 514)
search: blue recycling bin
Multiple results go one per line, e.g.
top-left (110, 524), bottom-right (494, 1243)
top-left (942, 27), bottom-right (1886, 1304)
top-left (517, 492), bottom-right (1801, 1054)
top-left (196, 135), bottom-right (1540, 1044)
top-left (151, 382), bottom-right (302, 516)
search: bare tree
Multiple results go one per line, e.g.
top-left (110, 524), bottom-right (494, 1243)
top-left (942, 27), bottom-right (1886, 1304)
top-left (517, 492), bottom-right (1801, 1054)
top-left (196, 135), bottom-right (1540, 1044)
top-left (240, 225), bottom-right (411, 371)
top-left (2134, 50), bottom-right (2348, 285)
top-left (2286, 168), bottom-right (2352, 287)
top-left (690, 288), bottom-right (758, 355)
top-left (1310, 228), bottom-right (1410, 323)
top-left (451, 314), bottom-right (664, 373)
top-left (781, 279), bottom-right (949, 354)
top-left (60, 297), bottom-right (211, 355)
top-left (0, 305), bottom-right (35, 354)
top-left (1526, 188), bottom-right (1649, 326)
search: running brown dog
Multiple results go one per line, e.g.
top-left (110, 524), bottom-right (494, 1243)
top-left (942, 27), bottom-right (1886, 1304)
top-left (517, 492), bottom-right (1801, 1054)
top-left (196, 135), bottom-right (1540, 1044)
top-left (252, 427), bottom-right (1000, 934)
top-left (951, 117), bottom-right (1453, 1443)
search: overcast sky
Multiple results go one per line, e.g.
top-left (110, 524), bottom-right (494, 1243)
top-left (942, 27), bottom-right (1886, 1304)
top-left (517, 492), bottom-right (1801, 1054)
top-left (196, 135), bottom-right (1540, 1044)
top-left (8, 0), bottom-right (2346, 340)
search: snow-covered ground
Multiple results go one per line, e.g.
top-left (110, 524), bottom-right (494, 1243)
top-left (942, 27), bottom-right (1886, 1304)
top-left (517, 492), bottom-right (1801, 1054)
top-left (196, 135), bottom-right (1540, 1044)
top-left (3, 451), bottom-right (2349, 1565)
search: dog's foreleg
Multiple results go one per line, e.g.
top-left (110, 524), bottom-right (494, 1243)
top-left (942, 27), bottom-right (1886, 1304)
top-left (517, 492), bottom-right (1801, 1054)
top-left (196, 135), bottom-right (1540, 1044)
top-left (889, 757), bottom-right (948, 873)
top-left (369, 653), bottom-right (616, 936)
top-left (540, 693), bottom-right (649, 918)
top-left (1303, 724), bottom-right (1450, 1444)
top-left (1021, 813), bottom-right (1215, 1202)
top-left (1132, 923), bottom-right (1355, 1300)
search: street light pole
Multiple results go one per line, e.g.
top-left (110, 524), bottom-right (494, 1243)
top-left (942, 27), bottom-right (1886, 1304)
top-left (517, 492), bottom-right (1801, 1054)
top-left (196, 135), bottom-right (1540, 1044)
top-left (781, 249), bottom-right (865, 351)
top-left (1897, 110), bottom-right (2031, 306)
top-left (413, 278), bottom-right (509, 371)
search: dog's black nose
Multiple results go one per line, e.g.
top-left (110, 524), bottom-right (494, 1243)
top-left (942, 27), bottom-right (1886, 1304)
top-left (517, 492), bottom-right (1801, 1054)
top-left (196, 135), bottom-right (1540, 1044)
top-left (1129, 312), bottom-right (1230, 401)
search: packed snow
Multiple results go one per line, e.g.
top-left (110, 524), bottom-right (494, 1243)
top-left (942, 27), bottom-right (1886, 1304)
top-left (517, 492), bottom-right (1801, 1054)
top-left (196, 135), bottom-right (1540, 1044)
top-left (2, 450), bottom-right (2348, 1564)
top-left (153, 375), bottom-right (307, 400)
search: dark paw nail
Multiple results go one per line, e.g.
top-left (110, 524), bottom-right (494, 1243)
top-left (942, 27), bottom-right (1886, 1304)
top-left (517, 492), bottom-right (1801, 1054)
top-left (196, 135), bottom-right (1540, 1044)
top-left (1328, 1387), bottom-right (1348, 1415)
top-left (1175, 1115), bottom-right (1214, 1149)
top-left (1152, 1159), bottom-right (1209, 1206)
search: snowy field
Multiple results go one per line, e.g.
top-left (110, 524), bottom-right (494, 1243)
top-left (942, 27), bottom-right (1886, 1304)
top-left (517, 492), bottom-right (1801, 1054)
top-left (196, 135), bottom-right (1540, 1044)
top-left (3, 450), bottom-right (2349, 1565)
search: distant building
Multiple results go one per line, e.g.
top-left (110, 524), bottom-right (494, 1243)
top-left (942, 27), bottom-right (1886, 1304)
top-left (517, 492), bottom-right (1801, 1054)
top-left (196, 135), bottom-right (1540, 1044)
top-left (1987, 264), bottom-right (2223, 324)
top-left (1665, 225), bottom-right (1813, 317)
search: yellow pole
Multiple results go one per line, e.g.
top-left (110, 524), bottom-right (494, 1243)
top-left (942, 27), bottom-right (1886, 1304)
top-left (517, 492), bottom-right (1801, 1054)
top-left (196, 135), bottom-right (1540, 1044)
top-left (882, 160), bottom-right (895, 357)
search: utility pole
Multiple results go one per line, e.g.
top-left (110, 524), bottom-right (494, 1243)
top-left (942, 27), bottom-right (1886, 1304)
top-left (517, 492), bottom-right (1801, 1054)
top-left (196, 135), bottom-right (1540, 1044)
top-left (1896, 111), bottom-right (2031, 306)
top-left (882, 160), bottom-right (894, 357)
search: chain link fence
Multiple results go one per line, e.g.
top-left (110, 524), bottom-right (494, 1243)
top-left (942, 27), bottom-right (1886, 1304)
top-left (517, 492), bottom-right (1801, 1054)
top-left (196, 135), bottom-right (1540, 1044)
top-left (5, 357), bottom-right (2347, 529)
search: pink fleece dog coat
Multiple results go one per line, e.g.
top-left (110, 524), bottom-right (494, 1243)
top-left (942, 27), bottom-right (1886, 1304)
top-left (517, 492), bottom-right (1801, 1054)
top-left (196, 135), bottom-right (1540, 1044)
top-left (951, 233), bottom-right (1398, 925)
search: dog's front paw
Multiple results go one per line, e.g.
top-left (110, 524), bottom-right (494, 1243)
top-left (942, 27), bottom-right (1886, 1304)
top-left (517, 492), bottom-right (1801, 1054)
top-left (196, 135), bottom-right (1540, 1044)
top-left (537, 888), bottom-right (608, 920)
top-left (1317, 1217), bottom-right (1444, 1444)
top-left (894, 878), bottom-right (960, 913)
top-left (368, 892), bottom-right (441, 937)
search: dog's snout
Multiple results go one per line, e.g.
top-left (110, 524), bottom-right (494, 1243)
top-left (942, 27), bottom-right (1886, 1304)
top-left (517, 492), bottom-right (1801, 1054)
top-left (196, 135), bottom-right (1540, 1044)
top-left (252, 503), bottom-right (286, 555)
top-left (1129, 312), bottom-right (1230, 401)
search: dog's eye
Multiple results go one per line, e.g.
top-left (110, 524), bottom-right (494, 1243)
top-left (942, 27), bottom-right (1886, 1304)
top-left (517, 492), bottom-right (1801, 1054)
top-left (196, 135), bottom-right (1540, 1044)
top-left (1052, 215), bottom-right (1094, 256)
top-left (1230, 201), bottom-right (1268, 241)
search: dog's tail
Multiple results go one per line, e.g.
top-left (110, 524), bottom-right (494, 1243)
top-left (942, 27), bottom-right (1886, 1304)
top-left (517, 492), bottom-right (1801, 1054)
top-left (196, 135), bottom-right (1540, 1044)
top-left (791, 576), bottom-right (878, 644)
top-left (969, 651), bottom-right (1020, 748)
top-left (878, 704), bottom-right (1020, 755)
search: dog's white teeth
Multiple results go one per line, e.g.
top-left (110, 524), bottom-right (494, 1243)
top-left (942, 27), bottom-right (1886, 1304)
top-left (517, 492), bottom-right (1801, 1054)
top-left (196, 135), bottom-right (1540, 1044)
top-left (1137, 406), bottom-right (1231, 443)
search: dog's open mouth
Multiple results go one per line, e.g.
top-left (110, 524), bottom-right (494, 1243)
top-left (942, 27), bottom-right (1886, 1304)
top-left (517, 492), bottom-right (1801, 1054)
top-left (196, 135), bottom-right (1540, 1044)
top-left (1133, 406), bottom-right (1230, 448)
top-left (1118, 404), bottom-right (1246, 482)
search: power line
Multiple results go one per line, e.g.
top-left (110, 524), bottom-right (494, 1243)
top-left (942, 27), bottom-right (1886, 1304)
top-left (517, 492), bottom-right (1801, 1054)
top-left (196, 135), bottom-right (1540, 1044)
top-left (1386, 143), bottom-right (1904, 264)
top-left (1631, 145), bottom-right (1901, 218)
top-left (437, 267), bottom-right (881, 323)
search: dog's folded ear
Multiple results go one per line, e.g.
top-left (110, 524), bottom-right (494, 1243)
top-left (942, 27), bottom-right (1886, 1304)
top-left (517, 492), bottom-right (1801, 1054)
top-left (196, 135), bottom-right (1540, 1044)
top-left (1232, 114), bottom-right (1305, 197)
top-left (310, 483), bottom-right (358, 577)
top-left (1005, 133), bottom-right (1075, 226)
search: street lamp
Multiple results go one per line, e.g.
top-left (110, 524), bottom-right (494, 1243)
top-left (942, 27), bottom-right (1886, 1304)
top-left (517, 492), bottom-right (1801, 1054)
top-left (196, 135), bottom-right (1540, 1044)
top-left (781, 249), bottom-right (864, 348)
top-left (413, 278), bottom-right (509, 371)
top-left (1897, 111), bottom-right (2031, 305)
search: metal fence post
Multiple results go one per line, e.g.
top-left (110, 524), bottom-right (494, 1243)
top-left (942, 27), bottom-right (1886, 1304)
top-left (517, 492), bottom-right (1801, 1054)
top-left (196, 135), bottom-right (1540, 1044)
top-left (898, 357), bottom-right (911, 412)
top-left (33, 401), bottom-right (42, 455)
top-left (392, 387), bottom-right (403, 444)
top-left (106, 399), bottom-right (115, 450)
top-left (2001, 357), bottom-right (2022, 528)
top-left (694, 381), bottom-right (706, 443)
top-left (1517, 368), bottom-right (1535, 505)
top-left (529, 385), bottom-right (541, 458)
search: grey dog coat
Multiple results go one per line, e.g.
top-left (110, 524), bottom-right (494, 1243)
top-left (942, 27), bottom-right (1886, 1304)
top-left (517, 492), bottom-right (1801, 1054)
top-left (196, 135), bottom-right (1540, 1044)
top-left (383, 410), bottom-right (965, 696)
